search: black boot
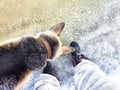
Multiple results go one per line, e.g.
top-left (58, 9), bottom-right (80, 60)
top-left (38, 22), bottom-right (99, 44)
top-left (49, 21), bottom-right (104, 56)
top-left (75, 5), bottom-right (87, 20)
top-left (43, 61), bottom-right (56, 77)
top-left (70, 41), bottom-right (88, 66)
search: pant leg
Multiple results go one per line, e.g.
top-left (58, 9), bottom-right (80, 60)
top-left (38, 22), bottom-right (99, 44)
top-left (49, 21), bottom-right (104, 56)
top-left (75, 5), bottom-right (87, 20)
top-left (34, 74), bottom-right (60, 90)
top-left (74, 59), bottom-right (120, 90)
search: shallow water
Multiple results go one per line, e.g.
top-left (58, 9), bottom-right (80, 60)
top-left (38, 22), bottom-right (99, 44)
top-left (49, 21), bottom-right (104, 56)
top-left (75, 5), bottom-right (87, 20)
top-left (0, 0), bottom-right (120, 89)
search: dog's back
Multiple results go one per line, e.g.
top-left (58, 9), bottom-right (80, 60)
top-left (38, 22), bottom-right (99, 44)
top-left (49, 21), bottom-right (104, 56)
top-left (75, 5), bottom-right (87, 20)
top-left (0, 36), bottom-right (47, 89)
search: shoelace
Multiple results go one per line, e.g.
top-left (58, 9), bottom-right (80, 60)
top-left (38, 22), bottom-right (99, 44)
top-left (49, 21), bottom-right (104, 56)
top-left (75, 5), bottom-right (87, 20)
top-left (72, 52), bottom-right (82, 66)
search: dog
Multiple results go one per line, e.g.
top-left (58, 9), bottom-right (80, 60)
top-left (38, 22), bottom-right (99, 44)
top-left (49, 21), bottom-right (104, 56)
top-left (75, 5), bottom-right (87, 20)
top-left (0, 22), bottom-right (74, 90)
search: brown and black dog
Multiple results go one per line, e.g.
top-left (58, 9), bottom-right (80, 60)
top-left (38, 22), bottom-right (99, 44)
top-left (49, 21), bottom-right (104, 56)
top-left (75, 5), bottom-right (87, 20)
top-left (0, 22), bottom-right (74, 90)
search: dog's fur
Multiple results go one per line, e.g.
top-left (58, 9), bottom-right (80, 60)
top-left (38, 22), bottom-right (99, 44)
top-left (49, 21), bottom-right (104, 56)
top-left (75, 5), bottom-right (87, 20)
top-left (0, 22), bottom-right (74, 90)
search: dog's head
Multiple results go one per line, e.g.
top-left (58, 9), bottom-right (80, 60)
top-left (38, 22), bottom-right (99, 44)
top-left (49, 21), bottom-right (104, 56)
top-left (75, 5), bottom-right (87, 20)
top-left (38, 22), bottom-right (75, 59)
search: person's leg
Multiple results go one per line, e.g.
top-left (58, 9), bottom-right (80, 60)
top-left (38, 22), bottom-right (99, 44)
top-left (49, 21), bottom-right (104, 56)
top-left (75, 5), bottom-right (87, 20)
top-left (70, 41), bottom-right (120, 90)
top-left (34, 61), bottom-right (60, 90)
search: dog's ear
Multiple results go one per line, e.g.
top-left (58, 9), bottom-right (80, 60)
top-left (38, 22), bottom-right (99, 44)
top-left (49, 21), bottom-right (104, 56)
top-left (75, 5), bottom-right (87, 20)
top-left (50, 22), bottom-right (65, 35)
top-left (62, 45), bottom-right (75, 54)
